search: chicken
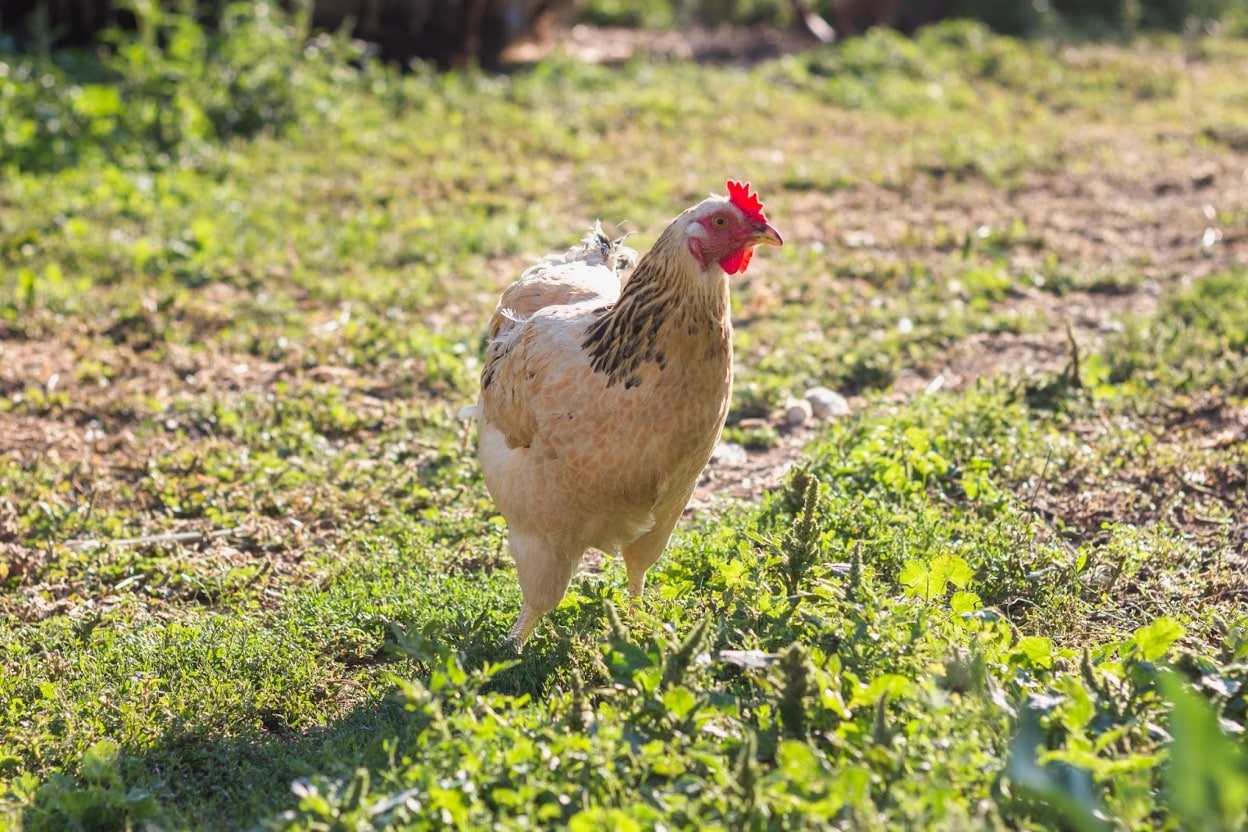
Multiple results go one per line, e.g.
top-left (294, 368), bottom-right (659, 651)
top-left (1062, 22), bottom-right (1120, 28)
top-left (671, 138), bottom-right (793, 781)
top-left (463, 181), bottom-right (783, 649)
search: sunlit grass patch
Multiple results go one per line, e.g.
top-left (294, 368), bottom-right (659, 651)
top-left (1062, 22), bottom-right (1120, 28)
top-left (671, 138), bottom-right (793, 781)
top-left (2, 6), bottom-right (1247, 829)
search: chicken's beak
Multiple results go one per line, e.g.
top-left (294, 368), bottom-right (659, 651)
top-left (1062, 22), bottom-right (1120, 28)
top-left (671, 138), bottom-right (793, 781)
top-left (752, 221), bottom-right (784, 247)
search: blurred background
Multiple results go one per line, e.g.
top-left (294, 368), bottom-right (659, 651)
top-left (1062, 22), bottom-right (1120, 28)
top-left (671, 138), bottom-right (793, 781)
top-left (2, 0), bottom-right (1246, 71)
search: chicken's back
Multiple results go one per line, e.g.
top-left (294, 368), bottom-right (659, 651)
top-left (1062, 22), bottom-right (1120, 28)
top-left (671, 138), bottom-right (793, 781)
top-left (488, 224), bottom-right (636, 339)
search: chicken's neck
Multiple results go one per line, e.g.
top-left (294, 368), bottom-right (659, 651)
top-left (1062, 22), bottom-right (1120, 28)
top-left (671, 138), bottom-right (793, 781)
top-left (582, 236), bottom-right (731, 389)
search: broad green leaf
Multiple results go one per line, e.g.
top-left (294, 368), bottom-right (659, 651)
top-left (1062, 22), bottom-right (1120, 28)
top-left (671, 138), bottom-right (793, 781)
top-left (662, 686), bottom-right (697, 720)
top-left (1057, 677), bottom-right (1095, 730)
top-left (836, 765), bottom-right (874, 807)
top-left (1006, 710), bottom-right (1111, 832)
top-left (1013, 636), bottom-right (1055, 669)
top-left (1132, 617), bottom-right (1185, 662)
top-left (901, 554), bottom-right (973, 602)
top-left (899, 559), bottom-right (933, 600)
top-left (570, 808), bottom-right (643, 832)
top-left (950, 590), bottom-right (981, 614)
top-left (929, 553), bottom-right (973, 590)
top-left (820, 684), bottom-right (852, 719)
top-left (81, 739), bottom-right (121, 785)
top-left (852, 674), bottom-right (914, 707)
top-left (904, 426), bottom-right (932, 454)
top-left (776, 739), bottom-right (826, 789)
top-left (1161, 671), bottom-right (1248, 830)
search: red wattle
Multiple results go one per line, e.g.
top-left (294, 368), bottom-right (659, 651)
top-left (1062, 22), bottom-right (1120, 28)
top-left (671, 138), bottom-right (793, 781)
top-left (719, 247), bottom-right (753, 275)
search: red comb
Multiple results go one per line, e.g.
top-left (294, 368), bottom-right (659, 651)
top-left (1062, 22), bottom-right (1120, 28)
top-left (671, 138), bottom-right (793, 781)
top-left (726, 180), bottom-right (767, 223)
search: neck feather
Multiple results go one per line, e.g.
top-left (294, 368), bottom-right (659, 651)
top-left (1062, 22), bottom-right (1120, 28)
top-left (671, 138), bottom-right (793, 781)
top-left (581, 225), bottom-right (731, 387)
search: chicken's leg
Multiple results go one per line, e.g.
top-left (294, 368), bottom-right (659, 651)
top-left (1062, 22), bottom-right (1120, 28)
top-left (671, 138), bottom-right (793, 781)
top-left (621, 507), bottom-right (682, 597)
top-left (507, 604), bottom-right (545, 650)
top-left (507, 531), bottom-right (578, 650)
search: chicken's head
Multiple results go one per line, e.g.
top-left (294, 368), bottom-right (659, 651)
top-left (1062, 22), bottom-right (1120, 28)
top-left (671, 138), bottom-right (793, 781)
top-left (684, 180), bottom-right (784, 276)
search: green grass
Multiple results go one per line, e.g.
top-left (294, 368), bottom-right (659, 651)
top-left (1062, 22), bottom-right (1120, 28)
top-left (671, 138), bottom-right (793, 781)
top-left (2, 6), bottom-right (1247, 830)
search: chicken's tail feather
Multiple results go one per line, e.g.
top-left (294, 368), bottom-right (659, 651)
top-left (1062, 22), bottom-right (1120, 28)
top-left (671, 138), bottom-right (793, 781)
top-left (521, 221), bottom-right (637, 279)
top-left (497, 307), bottom-right (526, 326)
top-left (488, 223), bottom-right (631, 343)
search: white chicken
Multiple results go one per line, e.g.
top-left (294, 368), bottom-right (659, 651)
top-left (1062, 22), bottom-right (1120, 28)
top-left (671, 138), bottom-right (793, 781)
top-left (463, 181), bottom-right (783, 648)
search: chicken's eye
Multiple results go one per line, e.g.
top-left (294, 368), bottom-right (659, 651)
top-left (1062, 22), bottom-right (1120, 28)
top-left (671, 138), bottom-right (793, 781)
top-left (712, 216), bottom-right (728, 228)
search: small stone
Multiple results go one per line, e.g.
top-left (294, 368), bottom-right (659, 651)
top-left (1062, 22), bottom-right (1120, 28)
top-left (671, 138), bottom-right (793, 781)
top-left (781, 397), bottom-right (812, 427)
top-left (805, 387), bottom-right (850, 420)
top-left (711, 442), bottom-right (748, 465)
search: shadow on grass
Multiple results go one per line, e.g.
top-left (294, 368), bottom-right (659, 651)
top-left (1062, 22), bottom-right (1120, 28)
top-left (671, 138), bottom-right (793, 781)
top-left (20, 607), bottom-right (592, 831)
top-left (20, 693), bottom-right (417, 831)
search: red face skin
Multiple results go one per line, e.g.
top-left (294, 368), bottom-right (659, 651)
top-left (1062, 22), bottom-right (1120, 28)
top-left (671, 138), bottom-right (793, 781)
top-left (688, 208), bottom-right (785, 275)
